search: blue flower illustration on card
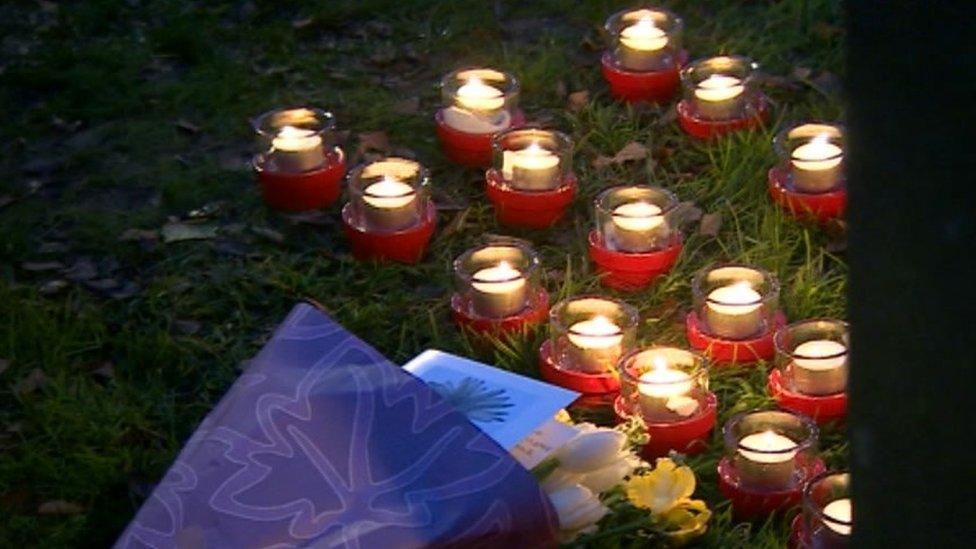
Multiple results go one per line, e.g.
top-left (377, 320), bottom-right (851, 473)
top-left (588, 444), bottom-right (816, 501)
top-left (428, 376), bottom-right (514, 423)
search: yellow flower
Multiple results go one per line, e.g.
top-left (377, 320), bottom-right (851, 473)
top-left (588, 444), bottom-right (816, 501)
top-left (660, 499), bottom-right (712, 547)
top-left (625, 458), bottom-right (696, 514)
top-left (554, 409), bottom-right (573, 425)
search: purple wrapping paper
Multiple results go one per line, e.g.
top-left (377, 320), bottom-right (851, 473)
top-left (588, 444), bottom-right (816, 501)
top-left (116, 303), bottom-right (559, 548)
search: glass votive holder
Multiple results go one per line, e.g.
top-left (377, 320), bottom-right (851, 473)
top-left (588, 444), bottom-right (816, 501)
top-left (453, 241), bottom-right (540, 320)
top-left (692, 264), bottom-right (780, 341)
top-left (774, 122), bottom-right (845, 194)
top-left (549, 296), bottom-right (638, 375)
top-left (618, 347), bottom-right (709, 423)
top-left (775, 319), bottom-right (850, 397)
top-left (252, 107), bottom-right (335, 173)
top-left (594, 185), bottom-right (680, 253)
top-left (723, 410), bottom-right (819, 492)
top-left (604, 7), bottom-right (684, 72)
top-left (802, 471), bottom-right (852, 547)
top-left (440, 68), bottom-right (520, 134)
top-left (681, 55), bottom-right (760, 121)
top-left (346, 157), bottom-right (430, 233)
top-left (491, 128), bottom-right (573, 192)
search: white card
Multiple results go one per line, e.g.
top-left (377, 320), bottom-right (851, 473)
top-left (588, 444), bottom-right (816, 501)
top-left (403, 350), bottom-right (579, 450)
top-left (510, 418), bottom-right (579, 469)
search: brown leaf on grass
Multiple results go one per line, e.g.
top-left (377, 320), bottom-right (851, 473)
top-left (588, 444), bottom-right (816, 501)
top-left (554, 80), bottom-right (568, 99)
top-left (567, 90), bottom-right (590, 112)
top-left (614, 142), bottom-right (650, 163)
top-left (16, 369), bottom-right (47, 394)
top-left (593, 155), bottom-right (615, 169)
top-left (174, 119), bottom-right (200, 134)
top-left (174, 319), bottom-right (201, 336)
top-left (438, 208), bottom-right (470, 239)
top-left (62, 258), bottom-right (97, 281)
top-left (38, 500), bottom-right (84, 515)
top-left (676, 201), bottom-right (703, 225)
top-left (39, 279), bottom-right (69, 296)
top-left (699, 213), bottom-right (723, 237)
top-left (251, 226), bottom-right (285, 244)
top-left (792, 66), bottom-right (813, 80)
top-left (90, 362), bottom-right (115, 380)
top-left (21, 261), bottom-right (64, 272)
top-left (162, 222), bottom-right (218, 243)
top-left (357, 131), bottom-right (390, 155)
top-left (119, 228), bottom-right (159, 243)
top-left (291, 17), bottom-right (314, 29)
top-left (392, 97), bottom-right (420, 115)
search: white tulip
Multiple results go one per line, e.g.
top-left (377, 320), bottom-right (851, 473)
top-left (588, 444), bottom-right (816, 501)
top-left (547, 484), bottom-right (609, 532)
top-left (579, 455), bottom-right (637, 493)
top-left (540, 467), bottom-right (582, 493)
top-left (555, 428), bottom-right (627, 473)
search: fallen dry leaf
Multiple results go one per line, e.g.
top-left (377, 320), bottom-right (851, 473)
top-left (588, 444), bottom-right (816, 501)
top-left (21, 261), bottom-right (64, 272)
top-left (91, 362), bottom-right (115, 380)
top-left (613, 142), bottom-right (650, 163)
top-left (567, 90), bottom-right (590, 112)
top-left (357, 131), bottom-right (390, 154)
top-left (174, 119), bottom-right (200, 134)
top-left (16, 368), bottom-right (48, 394)
top-left (62, 258), bottom-right (98, 281)
top-left (162, 222), bottom-right (218, 243)
top-left (699, 213), bottom-right (723, 237)
top-left (39, 279), bottom-right (69, 296)
top-left (38, 500), bottom-right (84, 515)
top-left (392, 97), bottom-right (420, 115)
top-left (291, 17), bottom-right (314, 29)
top-left (119, 228), bottom-right (159, 243)
top-left (251, 226), bottom-right (285, 244)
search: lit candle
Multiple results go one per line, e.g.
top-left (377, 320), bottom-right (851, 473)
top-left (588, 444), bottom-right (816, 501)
top-left (791, 135), bottom-right (844, 193)
top-left (470, 260), bottom-right (528, 318)
top-left (693, 74), bottom-right (746, 120)
top-left (361, 176), bottom-right (419, 231)
top-left (566, 315), bottom-right (624, 374)
top-left (637, 355), bottom-right (697, 421)
top-left (822, 498), bottom-right (852, 536)
top-left (705, 282), bottom-right (763, 339)
top-left (501, 142), bottom-right (561, 191)
top-left (735, 430), bottom-right (799, 490)
top-left (609, 201), bottom-right (668, 253)
top-left (791, 340), bottom-right (848, 396)
top-left (456, 77), bottom-right (505, 112)
top-left (617, 16), bottom-right (669, 71)
top-left (442, 76), bottom-right (511, 134)
top-left (271, 125), bottom-right (326, 172)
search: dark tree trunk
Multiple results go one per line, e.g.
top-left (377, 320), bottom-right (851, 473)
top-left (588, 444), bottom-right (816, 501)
top-left (845, 1), bottom-right (976, 546)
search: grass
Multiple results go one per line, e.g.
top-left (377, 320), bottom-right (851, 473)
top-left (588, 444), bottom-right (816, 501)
top-left (0, 0), bottom-right (846, 546)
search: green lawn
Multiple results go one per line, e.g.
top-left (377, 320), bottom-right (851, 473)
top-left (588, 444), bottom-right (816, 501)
top-left (0, 0), bottom-right (846, 546)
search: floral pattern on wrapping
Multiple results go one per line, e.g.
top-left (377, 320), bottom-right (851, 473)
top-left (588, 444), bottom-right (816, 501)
top-left (116, 303), bottom-right (558, 549)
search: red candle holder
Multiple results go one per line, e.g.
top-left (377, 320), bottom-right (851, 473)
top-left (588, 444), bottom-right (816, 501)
top-left (251, 107), bottom-right (346, 211)
top-left (794, 471), bottom-right (853, 548)
top-left (677, 55), bottom-right (769, 139)
top-left (538, 296), bottom-right (638, 409)
top-left (436, 68), bottom-right (524, 167)
top-left (688, 264), bottom-right (784, 365)
top-left (601, 8), bottom-right (687, 103)
top-left (484, 127), bottom-right (576, 228)
top-left (615, 347), bottom-right (717, 458)
top-left (451, 240), bottom-right (548, 336)
top-left (588, 185), bottom-right (684, 291)
top-left (769, 122), bottom-right (847, 222)
top-left (770, 319), bottom-right (850, 424)
top-left (341, 157), bottom-right (436, 264)
top-left (718, 410), bottom-right (824, 520)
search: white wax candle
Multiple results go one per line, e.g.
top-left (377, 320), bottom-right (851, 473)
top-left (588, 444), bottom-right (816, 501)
top-left (361, 177), bottom-right (419, 231)
top-left (470, 261), bottom-right (527, 318)
top-left (501, 142), bottom-right (561, 190)
top-left (738, 430), bottom-right (798, 463)
top-left (610, 201), bottom-right (666, 252)
top-left (271, 125), bottom-right (326, 172)
top-left (566, 315), bottom-right (624, 374)
top-left (790, 135), bottom-right (844, 193)
top-left (456, 77), bottom-right (505, 112)
top-left (620, 18), bottom-right (669, 52)
top-left (792, 339), bottom-right (848, 396)
top-left (637, 355), bottom-right (697, 420)
top-left (694, 74), bottom-right (745, 102)
top-left (693, 74), bottom-right (746, 120)
top-left (822, 498), bottom-right (852, 535)
top-left (705, 282), bottom-right (763, 339)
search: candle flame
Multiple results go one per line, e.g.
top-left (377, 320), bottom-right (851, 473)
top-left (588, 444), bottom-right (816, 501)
top-left (651, 354), bottom-right (670, 371)
top-left (277, 125), bottom-right (313, 139)
top-left (811, 134), bottom-right (832, 146)
top-left (579, 315), bottom-right (621, 336)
